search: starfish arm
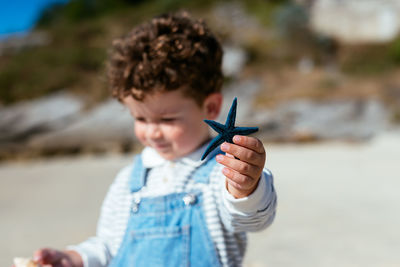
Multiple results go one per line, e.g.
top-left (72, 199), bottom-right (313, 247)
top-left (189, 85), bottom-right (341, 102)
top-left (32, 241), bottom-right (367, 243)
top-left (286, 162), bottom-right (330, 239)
top-left (221, 131), bottom-right (235, 144)
top-left (232, 126), bottom-right (259, 136)
top-left (201, 135), bottom-right (224, 160)
top-left (225, 97), bottom-right (237, 129)
top-left (204, 119), bottom-right (227, 134)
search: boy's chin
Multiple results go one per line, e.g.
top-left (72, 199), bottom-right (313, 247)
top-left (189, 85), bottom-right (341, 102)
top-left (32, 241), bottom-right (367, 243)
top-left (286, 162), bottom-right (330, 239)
top-left (158, 152), bottom-right (178, 161)
top-left (155, 148), bottom-right (189, 161)
top-left (153, 148), bottom-right (176, 160)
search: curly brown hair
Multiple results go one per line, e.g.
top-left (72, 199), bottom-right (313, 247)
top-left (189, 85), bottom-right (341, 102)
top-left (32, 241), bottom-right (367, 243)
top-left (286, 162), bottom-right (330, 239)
top-left (108, 11), bottom-right (224, 106)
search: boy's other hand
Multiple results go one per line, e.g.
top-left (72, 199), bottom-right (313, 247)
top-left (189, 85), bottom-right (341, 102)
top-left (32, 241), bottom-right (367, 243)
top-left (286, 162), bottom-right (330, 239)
top-left (33, 248), bottom-right (83, 267)
top-left (216, 135), bottom-right (266, 199)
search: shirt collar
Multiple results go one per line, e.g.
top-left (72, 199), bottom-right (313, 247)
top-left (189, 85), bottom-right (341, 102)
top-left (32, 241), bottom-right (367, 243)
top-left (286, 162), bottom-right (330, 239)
top-left (141, 140), bottom-right (212, 168)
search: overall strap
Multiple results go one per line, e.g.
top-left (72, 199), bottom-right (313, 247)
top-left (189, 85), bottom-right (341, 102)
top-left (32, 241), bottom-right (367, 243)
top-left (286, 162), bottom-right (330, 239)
top-left (129, 155), bottom-right (148, 193)
top-left (191, 149), bottom-right (222, 184)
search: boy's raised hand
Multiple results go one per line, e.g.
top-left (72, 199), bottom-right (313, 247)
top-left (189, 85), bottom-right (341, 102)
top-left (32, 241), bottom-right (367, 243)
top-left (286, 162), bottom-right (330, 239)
top-left (216, 135), bottom-right (266, 199)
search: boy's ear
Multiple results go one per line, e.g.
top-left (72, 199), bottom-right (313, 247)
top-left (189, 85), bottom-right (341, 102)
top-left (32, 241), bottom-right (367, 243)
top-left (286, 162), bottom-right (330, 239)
top-left (203, 93), bottom-right (223, 120)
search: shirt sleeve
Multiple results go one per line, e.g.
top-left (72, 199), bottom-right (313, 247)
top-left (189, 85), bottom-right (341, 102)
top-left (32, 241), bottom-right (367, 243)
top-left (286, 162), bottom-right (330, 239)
top-left (67, 165), bottom-right (133, 267)
top-left (218, 167), bottom-right (277, 232)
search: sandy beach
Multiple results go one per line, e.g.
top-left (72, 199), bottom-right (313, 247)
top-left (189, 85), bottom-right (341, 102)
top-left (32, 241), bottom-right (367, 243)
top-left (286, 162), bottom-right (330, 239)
top-left (1, 132), bottom-right (399, 267)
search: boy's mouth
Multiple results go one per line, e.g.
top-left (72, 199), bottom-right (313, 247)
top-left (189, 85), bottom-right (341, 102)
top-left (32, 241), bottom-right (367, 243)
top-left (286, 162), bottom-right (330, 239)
top-left (152, 142), bottom-right (170, 151)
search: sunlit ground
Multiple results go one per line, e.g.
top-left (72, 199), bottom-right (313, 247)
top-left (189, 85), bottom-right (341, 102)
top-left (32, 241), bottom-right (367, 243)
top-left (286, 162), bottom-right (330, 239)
top-left (1, 131), bottom-right (399, 266)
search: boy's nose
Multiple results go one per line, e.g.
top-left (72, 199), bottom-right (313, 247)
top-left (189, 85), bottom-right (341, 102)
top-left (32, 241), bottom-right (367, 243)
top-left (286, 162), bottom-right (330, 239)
top-left (147, 123), bottom-right (163, 139)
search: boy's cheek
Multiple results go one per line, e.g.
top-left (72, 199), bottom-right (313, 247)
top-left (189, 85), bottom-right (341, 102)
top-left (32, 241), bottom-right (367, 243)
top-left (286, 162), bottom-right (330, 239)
top-left (134, 124), bottom-right (147, 145)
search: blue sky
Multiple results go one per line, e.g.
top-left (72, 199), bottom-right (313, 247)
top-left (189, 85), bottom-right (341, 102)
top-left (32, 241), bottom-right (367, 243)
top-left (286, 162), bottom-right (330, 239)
top-left (0, 0), bottom-right (69, 37)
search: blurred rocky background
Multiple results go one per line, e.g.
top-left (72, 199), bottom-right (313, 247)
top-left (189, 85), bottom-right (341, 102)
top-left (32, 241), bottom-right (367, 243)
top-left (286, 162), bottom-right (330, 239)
top-left (2, 2), bottom-right (400, 266)
top-left (1, 0), bottom-right (400, 160)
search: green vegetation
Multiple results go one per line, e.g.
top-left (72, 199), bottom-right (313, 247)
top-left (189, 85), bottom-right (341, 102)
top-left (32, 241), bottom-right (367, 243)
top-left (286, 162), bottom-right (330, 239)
top-left (338, 40), bottom-right (400, 75)
top-left (1, 0), bottom-right (400, 106)
top-left (0, 0), bottom-right (223, 105)
top-left (243, 0), bottom-right (290, 26)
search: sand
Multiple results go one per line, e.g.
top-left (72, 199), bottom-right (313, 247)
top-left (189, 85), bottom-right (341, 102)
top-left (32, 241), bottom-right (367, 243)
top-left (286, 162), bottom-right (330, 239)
top-left (1, 132), bottom-right (399, 266)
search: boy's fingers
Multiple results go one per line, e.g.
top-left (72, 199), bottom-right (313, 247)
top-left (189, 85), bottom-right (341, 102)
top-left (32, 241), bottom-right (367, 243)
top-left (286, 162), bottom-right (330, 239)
top-left (34, 248), bottom-right (62, 264)
top-left (222, 167), bottom-right (255, 191)
top-left (220, 142), bottom-right (265, 167)
top-left (216, 154), bottom-right (259, 179)
top-left (233, 135), bottom-right (265, 154)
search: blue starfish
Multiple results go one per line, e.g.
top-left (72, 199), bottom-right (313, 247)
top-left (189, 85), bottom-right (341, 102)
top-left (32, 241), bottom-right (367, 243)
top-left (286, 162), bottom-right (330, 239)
top-left (201, 97), bottom-right (259, 160)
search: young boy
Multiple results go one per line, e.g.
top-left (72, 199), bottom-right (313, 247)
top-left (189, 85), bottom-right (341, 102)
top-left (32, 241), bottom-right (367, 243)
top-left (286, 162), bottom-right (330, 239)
top-left (32, 11), bottom-right (277, 267)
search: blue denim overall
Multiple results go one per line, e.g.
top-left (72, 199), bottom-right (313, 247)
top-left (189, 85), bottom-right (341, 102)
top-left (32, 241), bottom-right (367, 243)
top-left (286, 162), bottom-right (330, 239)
top-left (109, 153), bottom-right (222, 267)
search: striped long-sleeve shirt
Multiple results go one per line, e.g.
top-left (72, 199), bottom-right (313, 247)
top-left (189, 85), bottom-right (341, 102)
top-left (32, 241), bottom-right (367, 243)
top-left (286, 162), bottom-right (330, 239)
top-left (69, 143), bottom-right (277, 267)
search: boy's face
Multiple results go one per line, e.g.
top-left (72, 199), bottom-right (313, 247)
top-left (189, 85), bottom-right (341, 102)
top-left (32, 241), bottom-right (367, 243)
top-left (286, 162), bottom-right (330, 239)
top-left (123, 90), bottom-right (222, 160)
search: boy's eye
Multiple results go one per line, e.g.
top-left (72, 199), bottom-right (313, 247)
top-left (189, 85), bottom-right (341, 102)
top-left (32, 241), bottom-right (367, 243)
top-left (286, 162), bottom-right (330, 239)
top-left (135, 117), bottom-right (146, 122)
top-left (161, 118), bottom-right (176, 122)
